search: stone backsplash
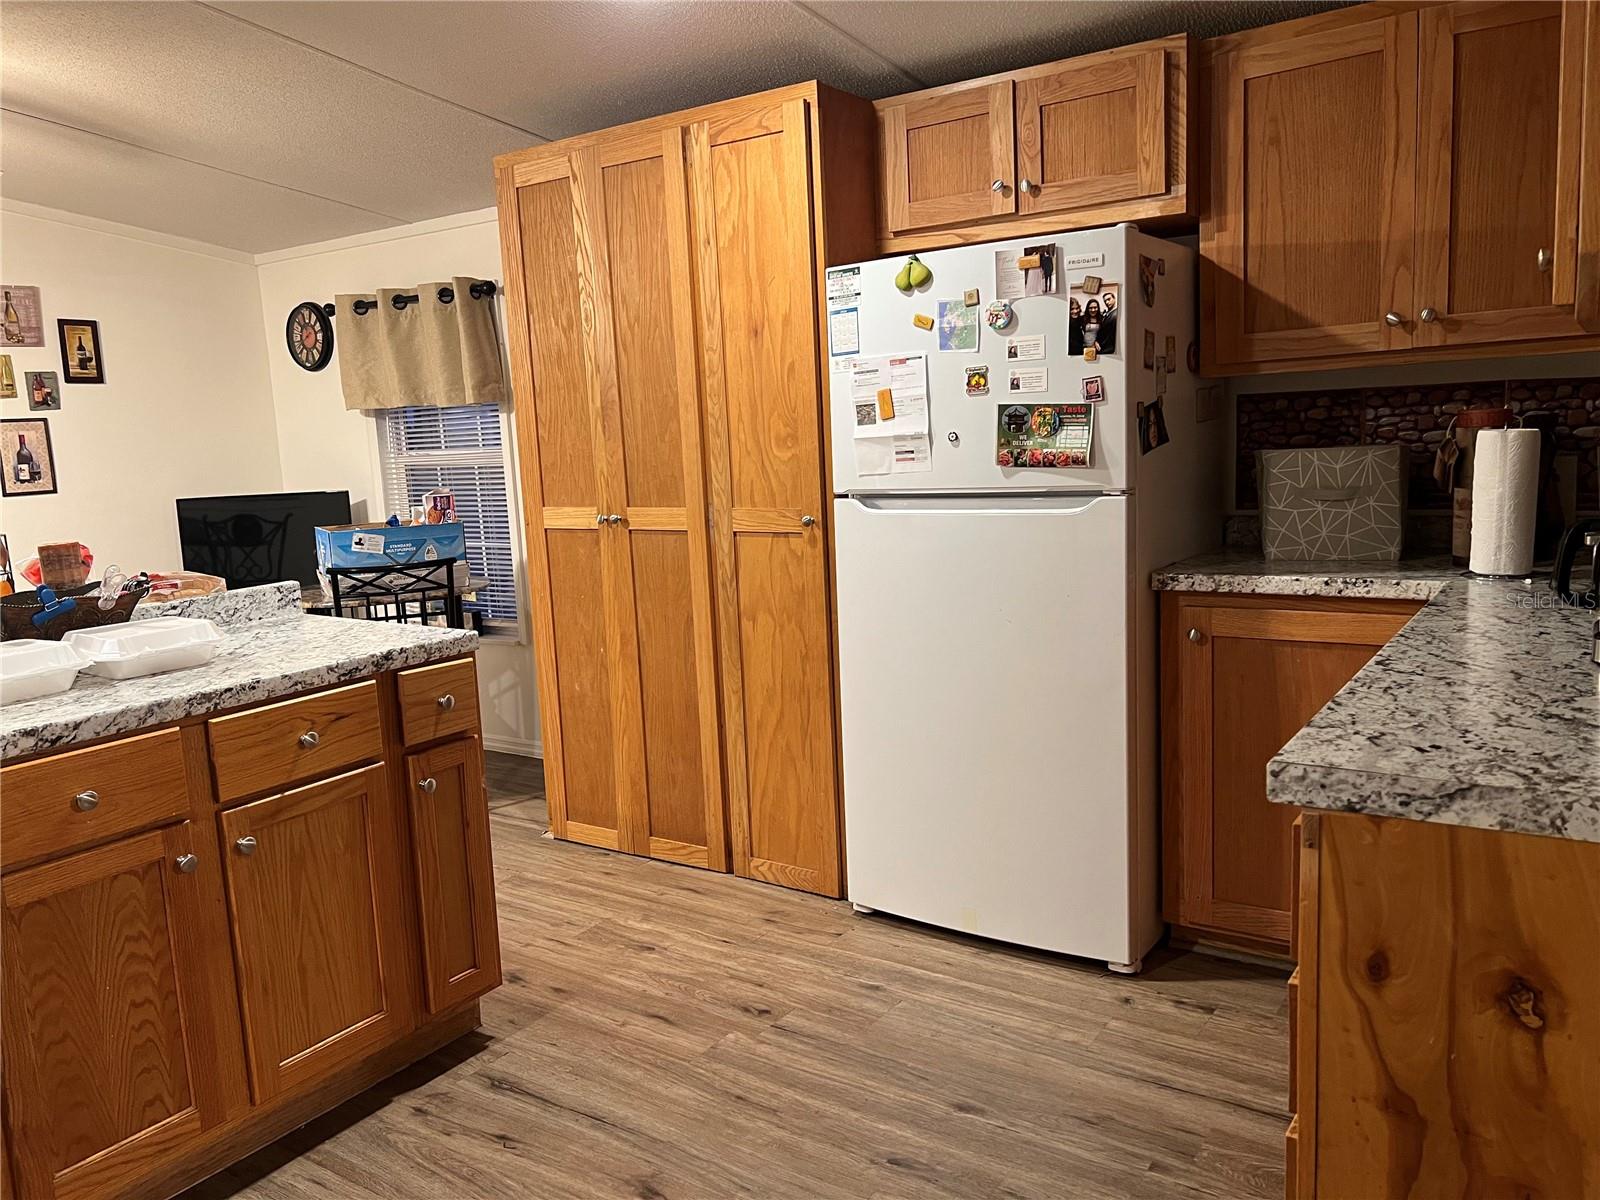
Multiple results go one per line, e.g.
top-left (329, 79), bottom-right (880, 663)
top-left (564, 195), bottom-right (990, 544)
top-left (1235, 377), bottom-right (1600, 510)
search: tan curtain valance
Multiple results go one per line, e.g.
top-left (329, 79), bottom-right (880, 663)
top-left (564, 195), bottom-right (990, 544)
top-left (335, 277), bottom-right (508, 411)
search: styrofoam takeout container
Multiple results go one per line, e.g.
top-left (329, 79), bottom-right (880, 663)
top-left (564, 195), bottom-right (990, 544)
top-left (0, 639), bottom-right (95, 704)
top-left (64, 617), bottom-right (224, 680)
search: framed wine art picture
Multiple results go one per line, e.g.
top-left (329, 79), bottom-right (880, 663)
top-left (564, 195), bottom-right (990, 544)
top-left (2, 417), bottom-right (58, 497)
top-left (57, 318), bottom-right (105, 384)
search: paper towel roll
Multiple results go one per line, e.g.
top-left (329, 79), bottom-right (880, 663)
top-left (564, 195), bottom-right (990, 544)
top-left (1469, 428), bottom-right (1541, 576)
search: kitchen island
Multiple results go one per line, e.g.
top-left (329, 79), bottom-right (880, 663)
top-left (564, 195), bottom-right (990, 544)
top-left (0, 583), bottom-right (502, 1200)
top-left (1159, 552), bottom-right (1598, 1199)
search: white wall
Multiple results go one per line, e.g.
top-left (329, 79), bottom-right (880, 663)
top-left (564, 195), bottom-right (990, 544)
top-left (254, 209), bottom-right (540, 757)
top-left (1, 203), bottom-right (283, 569)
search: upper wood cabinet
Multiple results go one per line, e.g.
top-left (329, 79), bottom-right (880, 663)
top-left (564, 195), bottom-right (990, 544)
top-left (1, 825), bottom-right (241, 1199)
top-left (883, 81), bottom-right (1015, 233)
top-left (1160, 593), bottom-right (1420, 953)
top-left (1016, 47), bottom-right (1167, 215)
top-left (876, 36), bottom-right (1194, 251)
top-left (1202, 1), bottom-right (1598, 374)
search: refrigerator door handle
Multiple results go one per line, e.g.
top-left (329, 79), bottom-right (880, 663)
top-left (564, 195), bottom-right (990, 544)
top-left (846, 494), bottom-right (1113, 517)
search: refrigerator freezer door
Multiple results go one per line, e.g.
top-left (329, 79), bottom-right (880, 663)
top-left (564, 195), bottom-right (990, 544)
top-left (828, 227), bottom-right (1133, 495)
top-left (834, 493), bottom-right (1142, 964)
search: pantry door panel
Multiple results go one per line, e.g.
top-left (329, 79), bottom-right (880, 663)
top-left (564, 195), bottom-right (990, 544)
top-left (1413, 2), bottom-right (1590, 345)
top-left (593, 127), bottom-right (725, 867)
top-left (499, 158), bottom-right (619, 847)
top-left (690, 99), bottom-right (843, 896)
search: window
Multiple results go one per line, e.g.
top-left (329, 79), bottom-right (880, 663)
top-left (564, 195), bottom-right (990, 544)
top-left (376, 404), bottom-right (519, 628)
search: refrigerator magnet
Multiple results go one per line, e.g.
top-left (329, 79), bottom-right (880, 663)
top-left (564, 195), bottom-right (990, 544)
top-left (1081, 274), bottom-right (1102, 294)
top-left (985, 300), bottom-right (1014, 331)
top-left (1143, 330), bottom-right (1155, 369)
top-left (1006, 367), bottom-right (1048, 394)
top-left (1083, 344), bottom-right (1099, 363)
top-left (965, 366), bottom-right (990, 397)
top-left (963, 288), bottom-right (980, 308)
top-left (1139, 256), bottom-right (1158, 307)
top-left (1081, 375), bottom-right (1105, 403)
top-left (876, 387), bottom-right (895, 421)
top-left (912, 313), bottom-right (934, 331)
top-left (1164, 335), bottom-right (1176, 372)
top-left (1005, 334), bottom-right (1045, 362)
top-left (1187, 341), bottom-right (1200, 373)
top-left (1154, 355), bottom-right (1166, 377)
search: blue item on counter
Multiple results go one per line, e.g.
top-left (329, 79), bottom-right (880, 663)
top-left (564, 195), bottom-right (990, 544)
top-left (315, 521), bottom-right (467, 571)
top-left (31, 586), bottom-right (78, 629)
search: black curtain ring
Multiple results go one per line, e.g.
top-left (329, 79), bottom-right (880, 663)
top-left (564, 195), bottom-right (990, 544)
top-left (437, 286), bottom-right (455, 304)
top-left (391, 292), bottom-right (411, 311)
top-left (353, 299), bottom-right (375, 316)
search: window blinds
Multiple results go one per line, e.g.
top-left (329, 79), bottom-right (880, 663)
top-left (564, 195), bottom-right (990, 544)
top-left (376, 404), bottom-right (519, 626)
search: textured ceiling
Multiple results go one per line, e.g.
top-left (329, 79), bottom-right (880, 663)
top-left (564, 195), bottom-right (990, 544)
top-left (1, 0), bottom-right (1348, 254)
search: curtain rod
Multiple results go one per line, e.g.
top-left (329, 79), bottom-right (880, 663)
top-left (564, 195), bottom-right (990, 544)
top-left (319, 279), bottom-right (498, 318)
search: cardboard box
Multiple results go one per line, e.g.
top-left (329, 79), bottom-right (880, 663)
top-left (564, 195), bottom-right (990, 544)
top-left (315, 522), bottom-right (466, 572)
top-left (1258, 446), bottom-right (1406, 561)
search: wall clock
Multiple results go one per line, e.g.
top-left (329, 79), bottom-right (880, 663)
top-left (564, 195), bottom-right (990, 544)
top-left (285, 301), bottom-right (333, 372)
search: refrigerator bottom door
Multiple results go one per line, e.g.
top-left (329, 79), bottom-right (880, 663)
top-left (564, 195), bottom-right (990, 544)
top-left (835, 493), bottom-right (1141, 964)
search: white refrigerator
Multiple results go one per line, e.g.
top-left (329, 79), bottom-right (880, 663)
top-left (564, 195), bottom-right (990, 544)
top-left (829, 225), bottom-right (1220, 973)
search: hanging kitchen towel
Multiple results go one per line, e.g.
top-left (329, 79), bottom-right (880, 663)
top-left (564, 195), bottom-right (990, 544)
top-left (336, 277), bottom-right (508, 411)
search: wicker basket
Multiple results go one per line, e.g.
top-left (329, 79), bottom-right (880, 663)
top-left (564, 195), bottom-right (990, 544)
top-left (1, 581), bottom-right (153, 641)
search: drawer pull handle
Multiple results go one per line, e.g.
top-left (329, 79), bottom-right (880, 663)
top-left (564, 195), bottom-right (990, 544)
top-left (73, 789), bottom-right (100, 812)
top-left (235, 836), bottom-right (258, 856)
top-left (174, 853), bottom-right (198, 874)
top-left (437, 693), bottom-right (456, 712)
top-left (299, 730), bottom-right (321, 749)
top-left (419, 777), bottom-right (438, 795)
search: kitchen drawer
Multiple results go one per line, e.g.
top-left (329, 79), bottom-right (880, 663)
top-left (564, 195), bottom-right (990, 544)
top-left (396, 658), bottom-right (479, 747)
top-left (208, 681), bottom-right (382, 803)
top-left (1, 728), bottom-right (188, 869)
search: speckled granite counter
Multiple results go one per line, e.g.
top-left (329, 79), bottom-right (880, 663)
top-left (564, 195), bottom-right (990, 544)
top-left (1, 582), bottom-right (477, 760)
top-left (1154, 551), bottom-right (1600, 844)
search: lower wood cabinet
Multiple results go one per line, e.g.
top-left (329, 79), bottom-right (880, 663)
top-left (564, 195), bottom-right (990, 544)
top-left (1290, 812), bottom-right (1600, 1198)
top-left (1160, 592), bottom-right (1421, 953)
top-left (1, 824), bottom-right (240, 1200)
top-left (0, 657), bottom-right (501, 1200)
top-left (404, 737), bottom-right (501, 1013)
top-left (219, 763), bottom-right (413, 1103)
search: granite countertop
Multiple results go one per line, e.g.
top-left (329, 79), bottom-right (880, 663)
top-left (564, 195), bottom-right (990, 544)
top-left (1154, 550), bottom-right (1599, 844)
top-left (1, 582), bottom-right (477, 760)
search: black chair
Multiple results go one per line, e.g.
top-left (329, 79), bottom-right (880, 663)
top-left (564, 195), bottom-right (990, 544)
top-left (326, 557), bottom-right (464, 628)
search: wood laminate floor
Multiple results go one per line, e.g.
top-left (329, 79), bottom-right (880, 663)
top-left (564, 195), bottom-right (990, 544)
top-left (183, 753), bottom-right (1290, 1200)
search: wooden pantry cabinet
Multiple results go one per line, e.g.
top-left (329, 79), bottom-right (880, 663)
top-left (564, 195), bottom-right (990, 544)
top-left (1201, 0), bottom-right (1600, 375)
top-left (1160, 593), bottom-right (1421, 954)
top-left (875, 35), bottom-right (1195, 252)
top-left (495, 84), bottom-right (874, 896)
top-left (0, 658), bottom-right (500, 1200)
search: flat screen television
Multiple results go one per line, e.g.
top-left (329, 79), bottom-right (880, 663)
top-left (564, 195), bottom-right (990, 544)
top-left (176, 490), bottom-right (352, 589)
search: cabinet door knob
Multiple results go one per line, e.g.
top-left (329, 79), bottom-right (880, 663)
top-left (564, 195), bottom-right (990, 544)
top-left (234, 836), bottom-right (258, 857)
top-left (800, 514), bottom-right (816, 527)
top-left (437, 693), bottom-right (456, 712)
top-left (1420, 307), bottom-right (1439, 323)
top-left (418, 777), bottom-right (438, 795)
top-left (594, 512), bottom-right (606, 526)
top-left (609, 513), bottom-right (625, 526)
top-left (1188, 628), bottom-right (1202, 643)
top-left (298, 730), bottom-right (320, 749)
top-left (1019, 178), bottom-right (1034, 195)
top-left (1537, 248), bottom-right (1552, 272)
top-left (174, 853), bottom-right (198, 874)
top-left (73, 789), bottom-right (100, 812)
top-left (990, 179), bottom-right (1006, 193)
top-left (1384, 311), bottom-right (1403, 327)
